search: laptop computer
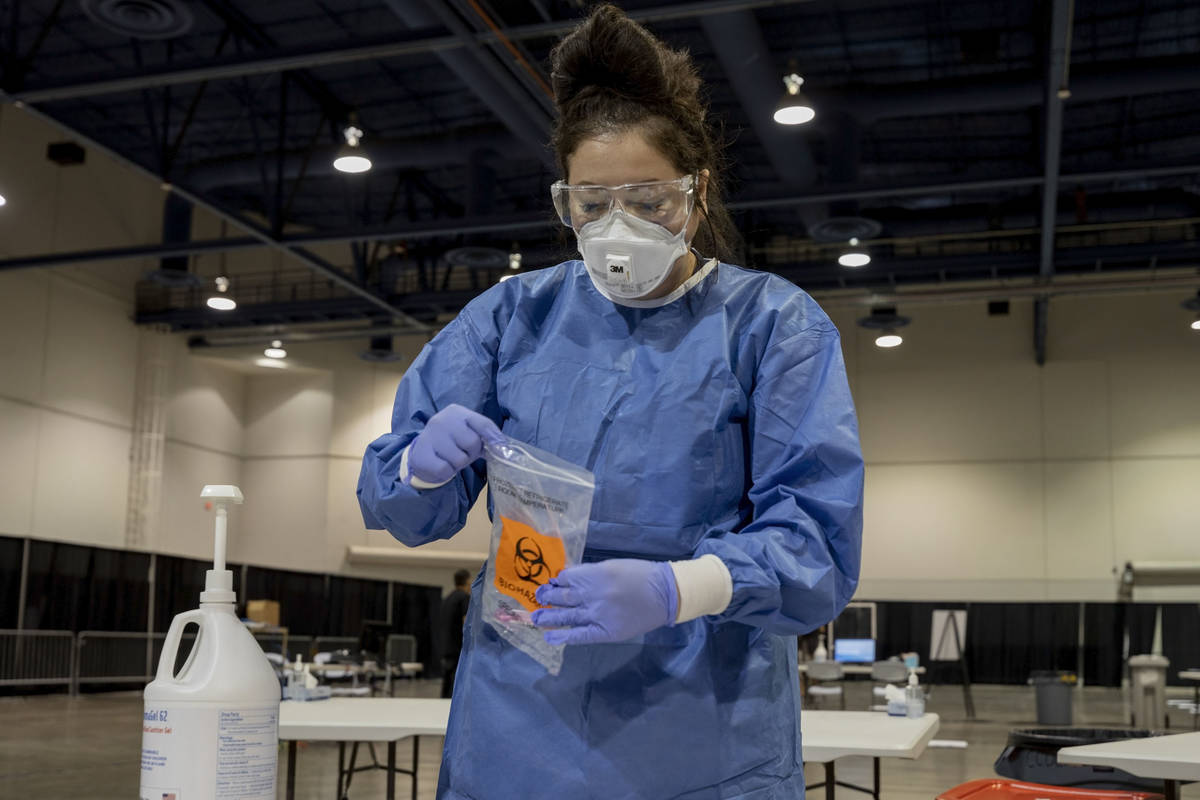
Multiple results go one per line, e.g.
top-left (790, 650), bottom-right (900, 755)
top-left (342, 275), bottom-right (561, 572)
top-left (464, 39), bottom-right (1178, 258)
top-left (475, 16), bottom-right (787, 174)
top-left (833, 638), bottom-right (876, 663)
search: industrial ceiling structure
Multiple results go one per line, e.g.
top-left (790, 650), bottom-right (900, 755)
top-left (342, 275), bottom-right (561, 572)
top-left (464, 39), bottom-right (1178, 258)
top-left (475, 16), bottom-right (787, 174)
top-left (1, 0), bottom-right (1198, 362)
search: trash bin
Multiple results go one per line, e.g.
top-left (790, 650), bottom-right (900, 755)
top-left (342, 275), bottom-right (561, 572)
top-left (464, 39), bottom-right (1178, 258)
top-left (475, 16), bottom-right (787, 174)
top-left (1128, 655), bottom-right (1169, 729)
top-left (994, 728), bottom-right (1166, 792)
top-left (938, 778), bottom-right (1163, 800)
top-left (1030, 670), bottom-right (1077, 725)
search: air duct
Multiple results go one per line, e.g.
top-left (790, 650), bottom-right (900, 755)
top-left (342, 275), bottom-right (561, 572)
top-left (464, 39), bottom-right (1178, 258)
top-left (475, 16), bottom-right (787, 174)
top-left (145, 193), bottom-right (202, 287)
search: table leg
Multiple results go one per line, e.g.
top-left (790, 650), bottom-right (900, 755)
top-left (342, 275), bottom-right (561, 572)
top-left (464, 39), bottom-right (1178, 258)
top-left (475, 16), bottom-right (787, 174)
top-left (412, 736), bottom-right (420, 800)
top-left (1164, 779), bottom-right (1178, 800)
top-left (825, 761), bottom-right (836, 800)
top-left (872, 757), bottom-right (880, 800)
top-left (337, 741), bottom-right (345, 798)
top-left (387, 740), bottom-right (397, 800)
top-left (286, 741), bottom-right (296, 800)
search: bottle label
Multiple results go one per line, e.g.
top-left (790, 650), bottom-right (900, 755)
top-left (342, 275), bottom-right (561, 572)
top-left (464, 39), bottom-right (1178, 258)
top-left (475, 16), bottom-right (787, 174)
top-left (140, 702), bottom-right (278, 799)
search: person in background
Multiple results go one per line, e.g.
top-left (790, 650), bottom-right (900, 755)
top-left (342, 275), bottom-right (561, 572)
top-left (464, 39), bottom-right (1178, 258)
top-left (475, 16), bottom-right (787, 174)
top-left (439, 568), bottom-right (472, 699)
top-left (358, 5), bottom-right (863, 798)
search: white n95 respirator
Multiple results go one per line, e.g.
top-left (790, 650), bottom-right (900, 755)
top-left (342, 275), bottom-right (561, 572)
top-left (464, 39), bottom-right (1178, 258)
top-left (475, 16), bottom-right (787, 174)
top-left (576, 210), bottom-right (691, 302)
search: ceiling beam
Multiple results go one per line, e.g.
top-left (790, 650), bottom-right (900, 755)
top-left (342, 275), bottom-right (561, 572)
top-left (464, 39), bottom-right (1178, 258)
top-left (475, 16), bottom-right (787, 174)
top-left (4, 160), bottom-right (1198, 272)
top-left (10, 0), bottom-right (814, 103)
top-left (3, 92), bottom-right (431, 330)
top-left (700, 9), bottom-right (817, 188)
top-left (815, 54), bottom-right (1200, 123)
top-left (1034, 0), bottom-right (1074, 366)
top-left (381, 0), bottom-right (552, 164)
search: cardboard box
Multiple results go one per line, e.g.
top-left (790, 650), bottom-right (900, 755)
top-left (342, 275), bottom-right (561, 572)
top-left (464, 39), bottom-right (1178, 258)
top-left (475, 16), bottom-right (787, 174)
top-left (246, 599), bottom-right (280, 626)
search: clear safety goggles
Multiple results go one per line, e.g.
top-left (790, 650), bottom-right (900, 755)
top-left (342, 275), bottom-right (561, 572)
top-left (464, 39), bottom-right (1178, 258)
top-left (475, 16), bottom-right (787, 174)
top-left (550, 174), bottom-right (696, 232)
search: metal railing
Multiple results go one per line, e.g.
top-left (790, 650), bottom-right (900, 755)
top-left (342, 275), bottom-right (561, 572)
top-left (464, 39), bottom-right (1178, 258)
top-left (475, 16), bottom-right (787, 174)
top-left (74, 631), bottom-right (206, 695)
top-left (0, 630), bottom-right (423, 695)
top-left (0, 630), bottom-right (75, 689)
top-left (386, 633), bottom-right (418, 664)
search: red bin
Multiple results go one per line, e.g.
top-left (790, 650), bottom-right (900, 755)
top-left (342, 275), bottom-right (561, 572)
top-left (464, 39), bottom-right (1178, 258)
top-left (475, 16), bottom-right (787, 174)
top-left (937, 779), bottom-right (1163, 800)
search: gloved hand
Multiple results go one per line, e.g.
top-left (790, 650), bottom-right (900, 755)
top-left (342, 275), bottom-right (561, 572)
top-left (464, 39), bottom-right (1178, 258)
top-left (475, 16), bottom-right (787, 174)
top-left (406, 404), bottom-right (503, 487)
top-left (531, 559), bottom-right (679, 645)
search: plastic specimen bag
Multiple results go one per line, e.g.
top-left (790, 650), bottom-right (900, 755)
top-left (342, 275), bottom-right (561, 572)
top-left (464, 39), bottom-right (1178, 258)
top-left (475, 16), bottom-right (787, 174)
top-left (481, 436), bottom-right (594, 675)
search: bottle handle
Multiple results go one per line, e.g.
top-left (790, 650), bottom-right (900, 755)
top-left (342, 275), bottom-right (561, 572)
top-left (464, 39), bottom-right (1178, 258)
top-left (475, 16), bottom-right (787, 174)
top-left (157, 609), bottom-right (206, 683)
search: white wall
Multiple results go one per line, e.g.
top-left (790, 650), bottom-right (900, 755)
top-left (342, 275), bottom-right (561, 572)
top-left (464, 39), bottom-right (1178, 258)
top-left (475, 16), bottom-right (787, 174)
top-left (828, 289), bottom-right (1200, 602)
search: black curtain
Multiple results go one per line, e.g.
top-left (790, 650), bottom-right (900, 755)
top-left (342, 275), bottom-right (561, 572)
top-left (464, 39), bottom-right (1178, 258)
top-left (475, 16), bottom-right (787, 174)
top-left (1083, 603), bottom-right (1126, 686)
top-left (967, 603), bottom-right (1078, 684)
top-left (392, 583), bottom-right (443, 677)
top-left (243, 566), bottom-right (327, 636)
top-left (1127, 603), bottom-right (1159, 656)
top-left (877, 601), bottom-right (1080, 685)
top-left (1163, 605), bottom-right (1200, 685)
top-left (0, 536), bottom-right (23, 628)
top-left (154, 554), bottom-right (243, 631)
top-left (89, 547), bottom-right (151, 632)
top-left (325, 576), bottom-right (390, 637)
top-left (24, 540), bottom-right (150, 632)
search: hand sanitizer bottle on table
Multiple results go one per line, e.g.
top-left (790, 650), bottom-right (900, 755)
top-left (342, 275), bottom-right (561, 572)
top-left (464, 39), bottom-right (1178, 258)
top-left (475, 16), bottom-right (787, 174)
top-left (905, 671), bottom-right (925, 718)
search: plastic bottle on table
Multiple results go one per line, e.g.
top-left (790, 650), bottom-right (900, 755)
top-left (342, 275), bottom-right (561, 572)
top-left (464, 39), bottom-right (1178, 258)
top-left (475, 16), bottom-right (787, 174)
top-left (905, 670), bottom-right (925, 718)
top-left (814, 634), bottom-right (828, 662)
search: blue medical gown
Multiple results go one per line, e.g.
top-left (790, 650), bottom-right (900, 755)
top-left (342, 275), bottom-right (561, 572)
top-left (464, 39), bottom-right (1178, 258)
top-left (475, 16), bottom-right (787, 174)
top-left (358, 260), bottom-right (863, 800)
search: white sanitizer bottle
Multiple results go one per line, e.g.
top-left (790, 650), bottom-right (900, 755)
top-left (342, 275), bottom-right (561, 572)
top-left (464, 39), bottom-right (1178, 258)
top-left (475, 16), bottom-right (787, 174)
top-left (140, 485), bottom-right (281, 800)
top-left (905, 670), bottom-right (925, 718)
top-left (814, 633), bottom-right (828, 662)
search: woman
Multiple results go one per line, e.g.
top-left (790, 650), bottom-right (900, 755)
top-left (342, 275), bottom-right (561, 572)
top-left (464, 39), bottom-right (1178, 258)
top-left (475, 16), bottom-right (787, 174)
top-left (357, 6), bottom-right (863, 798)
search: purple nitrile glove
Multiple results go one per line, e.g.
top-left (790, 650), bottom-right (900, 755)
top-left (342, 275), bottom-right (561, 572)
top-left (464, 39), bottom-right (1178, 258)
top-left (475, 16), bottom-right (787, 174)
top-left (406, 404), bottom-right (503, 486)
top-left (531, 559), bottom-right (679, 645)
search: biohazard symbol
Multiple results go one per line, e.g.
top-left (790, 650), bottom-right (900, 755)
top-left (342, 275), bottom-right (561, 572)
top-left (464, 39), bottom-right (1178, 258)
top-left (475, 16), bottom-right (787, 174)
top-left (493, 516), bottom-right (566, 612)
top-left (514, 537), bottom-right (549, 585)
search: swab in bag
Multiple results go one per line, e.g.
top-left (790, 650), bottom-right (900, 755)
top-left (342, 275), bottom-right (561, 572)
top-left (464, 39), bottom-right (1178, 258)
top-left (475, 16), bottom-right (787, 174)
top-left (481, 436), bottom-right (594, 675)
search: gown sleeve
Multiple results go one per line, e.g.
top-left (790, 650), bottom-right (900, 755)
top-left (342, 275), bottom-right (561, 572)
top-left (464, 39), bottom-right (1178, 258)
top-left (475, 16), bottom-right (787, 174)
top-left (693, 312), bottom-right (864, 636)
top-left (356, 309), bottom-right (503, 546)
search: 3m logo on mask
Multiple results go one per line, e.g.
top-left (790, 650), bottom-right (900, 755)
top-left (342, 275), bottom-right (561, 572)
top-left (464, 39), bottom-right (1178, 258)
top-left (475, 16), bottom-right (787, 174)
top-left (608, 262), bottom-right (626, 275)
top-left (493, 516), bottom-right (566, 611)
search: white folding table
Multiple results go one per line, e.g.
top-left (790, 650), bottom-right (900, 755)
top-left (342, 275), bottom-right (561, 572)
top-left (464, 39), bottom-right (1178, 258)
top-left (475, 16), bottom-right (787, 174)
top-left (278, 701), bottom-right (939, 800)
top-left (800, 664), bottom-right (927, 676)
top-left (279, 697), bottom-right (451, 800)
top-left (1057, 730), bottom-right (1200, 800)
top-left (802, 710), bottom-right (941, 800)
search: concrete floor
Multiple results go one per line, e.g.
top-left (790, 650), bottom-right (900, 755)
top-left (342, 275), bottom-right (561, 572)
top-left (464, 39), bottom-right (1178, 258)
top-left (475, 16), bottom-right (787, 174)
top-left (1, 680), bottom-right (1196, 799)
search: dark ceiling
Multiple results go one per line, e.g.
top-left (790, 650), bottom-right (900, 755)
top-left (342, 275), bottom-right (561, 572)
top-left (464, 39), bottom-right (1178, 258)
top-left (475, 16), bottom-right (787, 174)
top-left (1, 0), bottom-right (1198, 359)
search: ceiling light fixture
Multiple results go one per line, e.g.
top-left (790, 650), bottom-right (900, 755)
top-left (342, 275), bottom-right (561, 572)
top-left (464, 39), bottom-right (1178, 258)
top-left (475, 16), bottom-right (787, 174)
top-left (333, 115), bottom-right (372, 174)
top-left (858, 306), bottom-right (911, 350)
top-left (773, 73), bottom-right (815, 126)
top-left (263, 340), bottom-right (287, 359)
top-left (1184, 291), bottom-right (1200, 331)
top-left (206, 275), bottom-right (236, 310)
top-left (838, 237), bottom-right (871, 268)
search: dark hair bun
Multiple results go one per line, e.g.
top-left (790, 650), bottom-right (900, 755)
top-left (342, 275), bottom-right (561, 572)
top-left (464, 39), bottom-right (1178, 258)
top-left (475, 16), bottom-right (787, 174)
top-left (550, 4), bottom-right (681, 110)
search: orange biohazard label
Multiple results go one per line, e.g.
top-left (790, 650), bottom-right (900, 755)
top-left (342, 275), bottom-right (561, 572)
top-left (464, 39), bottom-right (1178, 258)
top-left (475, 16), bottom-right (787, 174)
top-left (493, 516), bottom-right (567, 612)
